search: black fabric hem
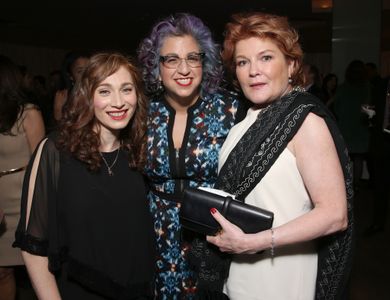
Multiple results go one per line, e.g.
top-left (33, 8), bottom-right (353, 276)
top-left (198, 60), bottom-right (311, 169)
top-left (66, 257), bottom-right (154, 300)
top-left (13, 231), bottom-right (48, 256)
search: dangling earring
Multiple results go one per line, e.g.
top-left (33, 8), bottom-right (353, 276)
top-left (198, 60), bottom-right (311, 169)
top-left (288, 77), bottom-right (292, 84)
top-left (157, 80), bottom-right (164, 93)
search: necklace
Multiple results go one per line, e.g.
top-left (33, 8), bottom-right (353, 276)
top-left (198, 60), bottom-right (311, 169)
top-left (99, 148), bottom-right (120, 176)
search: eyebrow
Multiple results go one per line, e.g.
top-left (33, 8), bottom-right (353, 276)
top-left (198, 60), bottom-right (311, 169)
top-left (160, 51), bottom-right (200, 57)
top-left (97, 82), bottom-right (134, 88)
top-left (235, 49), bottom-right (276, 58)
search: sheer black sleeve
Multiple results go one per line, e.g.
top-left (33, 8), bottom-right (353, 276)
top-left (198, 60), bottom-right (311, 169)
top-left (13, 137), bottom-right (60, 259)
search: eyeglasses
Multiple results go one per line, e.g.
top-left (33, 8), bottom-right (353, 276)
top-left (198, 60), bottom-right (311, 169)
top-left (159, 53), bottom-right (205, 69)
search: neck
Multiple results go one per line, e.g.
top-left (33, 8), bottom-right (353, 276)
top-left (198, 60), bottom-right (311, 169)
top-left (164, 92), bottom-right (200, 112)
top-left (98, 127), bottom-right (120, 152)
top-left (252, 85), bottom-right (294, 110)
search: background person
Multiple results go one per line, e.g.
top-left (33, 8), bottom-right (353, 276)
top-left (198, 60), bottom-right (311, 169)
top-left (53, 51), bottom-right (90, 123)
top-left (303, 63), bottom-right (324, 101)
top-left (321, 72), bottom-right (338, 109)
top-left (333, 60), bottom-right (372, 192)
top-left (365, 66), bottom-right (390, 235)
top-left (0, 55), bottom-right (45, 300)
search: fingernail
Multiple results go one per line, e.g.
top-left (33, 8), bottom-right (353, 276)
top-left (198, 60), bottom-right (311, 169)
top-left (210, 208), bottom-right (217, 214)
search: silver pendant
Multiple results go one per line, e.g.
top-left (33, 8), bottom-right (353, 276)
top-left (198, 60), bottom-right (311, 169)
top-left (108, 169), bottom-right (114, 176)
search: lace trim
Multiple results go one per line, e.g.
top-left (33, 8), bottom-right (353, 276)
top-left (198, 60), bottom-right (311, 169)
top-left (234, 103), bottom-right (315, 197)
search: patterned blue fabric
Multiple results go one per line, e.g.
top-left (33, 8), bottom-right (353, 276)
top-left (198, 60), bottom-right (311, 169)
top-left (144, 91), bottom-right (240, 299)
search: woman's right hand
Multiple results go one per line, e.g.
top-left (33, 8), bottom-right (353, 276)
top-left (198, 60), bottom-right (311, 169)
top-left (206, 208), bottom-right (270, 254)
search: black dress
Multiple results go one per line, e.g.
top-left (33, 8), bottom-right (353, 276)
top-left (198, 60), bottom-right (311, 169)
top-left (13, 137), bottom-right (156, 299)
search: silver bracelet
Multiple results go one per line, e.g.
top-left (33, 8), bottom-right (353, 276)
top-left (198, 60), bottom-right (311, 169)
top-left (270, 228), bottom-right (275, 257)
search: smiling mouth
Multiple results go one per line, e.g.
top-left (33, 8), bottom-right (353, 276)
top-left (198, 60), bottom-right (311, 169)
top-left (175, 78), bottom-right (193, 86)
top-left (107, 110), bottom-right (128, 120)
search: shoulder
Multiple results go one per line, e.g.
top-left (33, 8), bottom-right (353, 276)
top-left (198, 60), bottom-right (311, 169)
top-left (206, 89), bottom-right (241, 104)
top-left (204, 89), bottom-right (250, 124)
top-left (293, 92), bottom-right (330, 129)
top-left (294, 91), bottom-right (322, 105)
top-left (202, 89), bottom-right (245, 114)
top-left (23, 103), bottom-right (40, 111)
top-left (287, 92), bottom-right (335, 150)
top-left (148, 96), bottom-right (168, 111)
top-left (300, 112), bottom-right (328, 133)
top-left (36, 133), bottom-right (60, 157)
top-left (292, 112), bottom-right (333, 156)
top-left (18, 103), bottom-right (39, 119)
top-left (293, 91), bottom-right (336, 120)
top-left (28, 134), bottom-right (62, 183)
top-left (21, 104), bottom-right (43, 122)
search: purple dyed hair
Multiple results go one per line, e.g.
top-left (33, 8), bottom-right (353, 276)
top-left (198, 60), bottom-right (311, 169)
top-left (137, 13), bottom-right (223, 98)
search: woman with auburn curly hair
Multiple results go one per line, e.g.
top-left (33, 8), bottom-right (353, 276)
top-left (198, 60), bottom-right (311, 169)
top-left (203, 12), bottom-right (354, 299)
top-left (13, 52), bottom-right (155, 299)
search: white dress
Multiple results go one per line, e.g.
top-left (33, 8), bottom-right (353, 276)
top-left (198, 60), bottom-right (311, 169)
top-left (219, 108), bottom-right (318, 300)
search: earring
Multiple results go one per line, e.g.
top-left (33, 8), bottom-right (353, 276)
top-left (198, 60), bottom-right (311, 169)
top-left (157, 80), bottom-right (164, 93)
top-left (288, 77), bottom-right (292, 84)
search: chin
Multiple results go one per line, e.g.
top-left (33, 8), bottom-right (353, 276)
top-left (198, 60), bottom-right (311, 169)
top-left (107, 120), bottom-right (131, 130)
top-left (178, 90), bottom-right (197, 98)
top-left (250, 97), bottom-right (274, 107)
top-left (247, 96), bottom-right (266, 104)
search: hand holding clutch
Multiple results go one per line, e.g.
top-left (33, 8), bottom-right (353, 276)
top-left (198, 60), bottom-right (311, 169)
top-left (180, 187), bottom-right (274, 236)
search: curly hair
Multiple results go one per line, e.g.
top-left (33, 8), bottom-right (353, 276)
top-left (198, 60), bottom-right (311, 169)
top-left (57, 52), bottom-right (148, 171)
top-left (137, 13), bottom-right (223, 98)
top-left (222, 12), bottom-right (304, 89)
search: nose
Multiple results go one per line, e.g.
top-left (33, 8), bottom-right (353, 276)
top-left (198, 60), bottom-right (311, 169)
top-left (249, 61), bottom-right (260, 77)
top-left (111, 91), bottom-right (125, 108)
top-left (176, 59), bottom-right (191, 75)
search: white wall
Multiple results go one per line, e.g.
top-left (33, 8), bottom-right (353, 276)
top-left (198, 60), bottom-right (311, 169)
top-left (332, 0), bottom-right (382, 81)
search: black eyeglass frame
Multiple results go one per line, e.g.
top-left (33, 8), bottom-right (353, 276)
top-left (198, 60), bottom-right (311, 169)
top-left (159, 52), bottom-right (206, 69)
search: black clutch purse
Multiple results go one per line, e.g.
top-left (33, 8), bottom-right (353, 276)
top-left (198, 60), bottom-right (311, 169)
top-left (180, 187), bottom-right (274, 236)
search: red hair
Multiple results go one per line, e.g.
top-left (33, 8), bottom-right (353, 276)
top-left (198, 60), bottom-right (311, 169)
top-left (222, 12), bottom-right (304, 89)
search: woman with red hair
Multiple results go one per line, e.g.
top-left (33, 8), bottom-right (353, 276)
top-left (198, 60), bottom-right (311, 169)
top-left (202, 12), bottom-right (354, 299)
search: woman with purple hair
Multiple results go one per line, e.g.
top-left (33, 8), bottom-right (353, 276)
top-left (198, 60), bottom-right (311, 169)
top-left (138, 13), bottom-right (244, 299)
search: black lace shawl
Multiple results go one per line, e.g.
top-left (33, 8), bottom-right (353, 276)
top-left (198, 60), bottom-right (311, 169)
top-left (190, 91), bottom-right (355, 300)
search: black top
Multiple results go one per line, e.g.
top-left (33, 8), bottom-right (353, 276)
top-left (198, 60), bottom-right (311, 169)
top-left (13, 137), bottom-right (155, 299)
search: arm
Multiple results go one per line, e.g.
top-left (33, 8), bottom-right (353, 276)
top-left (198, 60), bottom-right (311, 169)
top-left (53, 90), bottom-right (68, 121)
top-left (207, 112), bottom-right (348, 254)
top-left (22, 252), bottom-right (61, 300)
top-left (22, 107), bottom-right (46, 153)
top-left (13, 138), bottom-right (61, 298)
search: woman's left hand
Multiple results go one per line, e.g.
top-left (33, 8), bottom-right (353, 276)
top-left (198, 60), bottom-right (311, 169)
top-left (206, 208), bottom-right (263, 254)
